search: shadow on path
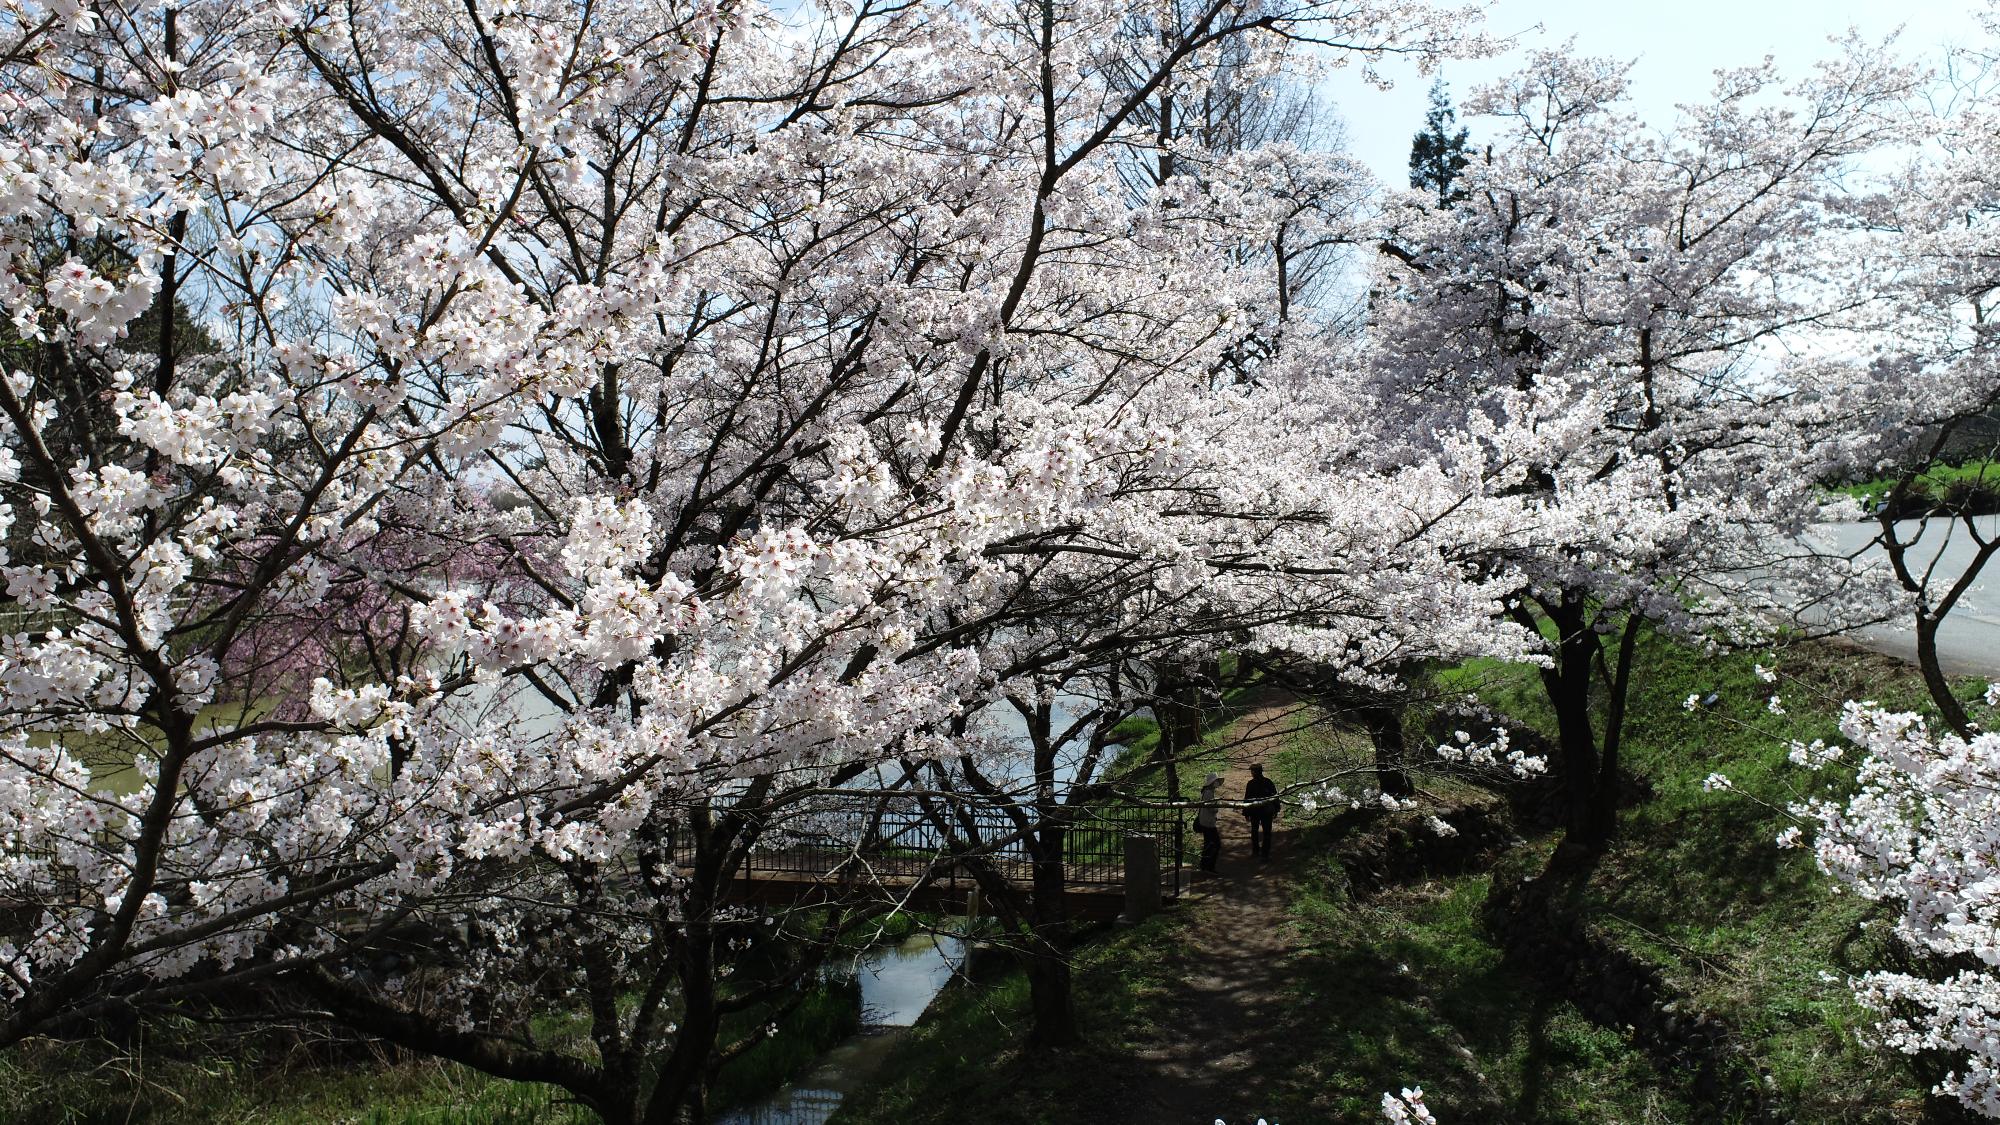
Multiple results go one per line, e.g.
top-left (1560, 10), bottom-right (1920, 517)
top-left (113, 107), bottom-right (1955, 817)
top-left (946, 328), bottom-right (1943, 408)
top-left (1107, 704), bottom-right (1315, 1125)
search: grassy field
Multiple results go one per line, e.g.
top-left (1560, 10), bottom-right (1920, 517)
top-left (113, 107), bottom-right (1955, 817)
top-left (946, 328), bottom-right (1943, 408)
top-left (1436, 635), bottom-right (1958, 1120)
top-left (833, 632), bottom-right (1968, 1124)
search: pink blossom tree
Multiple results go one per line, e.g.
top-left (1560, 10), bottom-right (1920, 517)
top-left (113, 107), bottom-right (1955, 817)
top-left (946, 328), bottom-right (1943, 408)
top-left (1368, 43), bottom-right (1914, 848)
top-left (1782, 18), bottom-right (2000, 1114)
top-left (0, 0), bottom-right (1514, 1117)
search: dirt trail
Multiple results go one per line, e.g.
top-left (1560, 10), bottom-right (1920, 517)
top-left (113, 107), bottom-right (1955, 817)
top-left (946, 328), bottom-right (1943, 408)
top-left (1111, 701), bottom-right (1314, 1125)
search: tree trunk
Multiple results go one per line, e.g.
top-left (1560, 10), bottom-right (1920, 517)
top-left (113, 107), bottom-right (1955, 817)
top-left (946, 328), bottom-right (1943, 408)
top-left (1153, 667), bottom-right (1204, 804)
top-left (1023, 941), bottom-right (1078, 1048)
top-left (1916, 611), bottom-right (1974, 735)
top-left (1544, 597), bottom-right (1610, 850)
top-left (1585, 616), bottom-right (1643, 850)
top-left (1360, 701), bottom-right (1414, 798)
top-left (640, 942), bottom-right (720, 1125)
top-left (640, 815), bottom-right (728, 1125)
top-left (1025, 769), bottom-right (1077, 1047)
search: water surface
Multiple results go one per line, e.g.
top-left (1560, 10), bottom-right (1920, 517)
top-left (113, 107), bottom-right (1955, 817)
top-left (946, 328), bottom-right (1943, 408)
top-left (717, 932), bottom-right (964, 1125)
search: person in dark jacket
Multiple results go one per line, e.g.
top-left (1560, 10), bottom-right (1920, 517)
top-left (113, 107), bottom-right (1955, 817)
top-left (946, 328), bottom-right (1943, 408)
top-left (1243, 764), bottom-right (1279, 858)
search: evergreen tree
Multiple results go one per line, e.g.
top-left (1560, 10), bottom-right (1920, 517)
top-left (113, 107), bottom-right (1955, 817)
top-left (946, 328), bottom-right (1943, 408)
top-left (1409, 79), bottom-right (1471, 207)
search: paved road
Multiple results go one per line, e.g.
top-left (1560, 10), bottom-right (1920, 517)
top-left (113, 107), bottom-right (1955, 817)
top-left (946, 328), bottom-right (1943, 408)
top-left (1807, 516), bottom-right (2000, 681)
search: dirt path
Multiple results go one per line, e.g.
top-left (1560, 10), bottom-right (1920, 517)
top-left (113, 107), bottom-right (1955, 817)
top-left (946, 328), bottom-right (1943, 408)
top-left (1111, 701), bottom-right (1316, 1125)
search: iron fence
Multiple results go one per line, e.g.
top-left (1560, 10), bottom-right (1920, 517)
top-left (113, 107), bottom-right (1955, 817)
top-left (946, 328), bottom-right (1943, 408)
top-left (686, 796), bottom-right (1185, 900)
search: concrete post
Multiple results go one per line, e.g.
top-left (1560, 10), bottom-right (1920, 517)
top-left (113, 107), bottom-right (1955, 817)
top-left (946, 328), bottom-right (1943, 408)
top-left (1121, 833), bottom-right (1161, 923)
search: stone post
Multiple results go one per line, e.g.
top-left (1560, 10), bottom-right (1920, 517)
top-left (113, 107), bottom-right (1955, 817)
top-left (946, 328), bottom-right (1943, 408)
top-left (1121, 833), bottom-right (1161, 923)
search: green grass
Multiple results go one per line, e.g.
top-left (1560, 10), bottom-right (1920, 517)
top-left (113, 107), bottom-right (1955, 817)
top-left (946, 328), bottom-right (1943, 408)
top-left (1261, 705), bottom-right (1371, 803)
top-left (1582, 637), bottom-right (1946, 1119)
top-left (1438, 632), bottom-right (1959, 1120)
top-left (0, 944), bottom-right (866, 1125)
top-left (1280, 849), bottom-right (1700, 1124)
top-left (710, 975), bottom-right (863, 1112)
top-left (0, 1035), bottom-right (596, 1125)
top-left (1100, 676), bottom-right (1270, 800)
top-left (830, 821), bottom-right (1692, 1124)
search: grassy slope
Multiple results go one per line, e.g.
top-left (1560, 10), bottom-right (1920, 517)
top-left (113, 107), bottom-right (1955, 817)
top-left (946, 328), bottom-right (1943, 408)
top-left (1834, 459), bottom-right (1999, 510)
top-left (0, 1038), bottom-right (597, 1125)
top-left (0, 964), bottom-right (861, 1125)
top-left (1438, 637), bottom-right (1944, 1120)
top-left (836, 635), bottom-right (1953, 1124)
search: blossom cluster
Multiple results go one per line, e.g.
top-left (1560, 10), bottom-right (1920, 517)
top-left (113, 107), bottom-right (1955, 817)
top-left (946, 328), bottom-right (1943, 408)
top-left (1795, 705), bottom-right (2000, 1115)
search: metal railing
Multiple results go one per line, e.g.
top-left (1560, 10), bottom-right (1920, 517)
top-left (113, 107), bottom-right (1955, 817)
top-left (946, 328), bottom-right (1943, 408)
top-left (690, 796), bottom-right (1185, 900)
top-left (0, 594), bottom-right (199, 638)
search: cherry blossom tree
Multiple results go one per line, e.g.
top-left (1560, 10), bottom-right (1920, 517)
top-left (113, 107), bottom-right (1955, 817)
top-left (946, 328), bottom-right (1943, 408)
top-left (1779, 19), bottom-right (2000, 1114)
top-left (1817, 20), bottom-right (2000, 736)
top-left (882, 377), bottom-right (1541, 1045)
top-left (1369, 43), bottom-right (1915, 848)
top-left (0, 0), bottom-right (1516, 1117)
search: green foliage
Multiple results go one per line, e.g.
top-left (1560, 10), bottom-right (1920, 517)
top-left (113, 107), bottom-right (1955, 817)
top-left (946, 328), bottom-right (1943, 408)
top-left (1834, 459), bottom-right (2000, 515)
top-left (1409, 79), bottom-right (1471, 207)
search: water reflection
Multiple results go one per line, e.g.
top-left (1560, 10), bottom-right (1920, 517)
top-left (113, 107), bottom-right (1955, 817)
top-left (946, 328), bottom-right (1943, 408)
top-left (857, 934), bottom-right (963, 1027)
top-left (717, 933), bottom-right (964, 1125)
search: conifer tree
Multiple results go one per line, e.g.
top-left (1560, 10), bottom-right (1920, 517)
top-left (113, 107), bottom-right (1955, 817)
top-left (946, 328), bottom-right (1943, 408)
top-left (1409, 79), bottom-right (1471, 207)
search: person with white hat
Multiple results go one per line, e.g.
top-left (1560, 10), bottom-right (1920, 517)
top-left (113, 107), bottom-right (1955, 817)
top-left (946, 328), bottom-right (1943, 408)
top-left (1195, 773), bottom-right (1224, 873)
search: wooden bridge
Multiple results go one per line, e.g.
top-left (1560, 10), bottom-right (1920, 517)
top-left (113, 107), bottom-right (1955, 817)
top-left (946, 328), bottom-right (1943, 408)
top-left (694, 799), bottom-right (1189, 923)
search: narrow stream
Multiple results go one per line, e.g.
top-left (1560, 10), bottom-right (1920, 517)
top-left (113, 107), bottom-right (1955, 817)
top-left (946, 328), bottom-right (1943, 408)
top-left (716, 932), bottom-right (965, 1125)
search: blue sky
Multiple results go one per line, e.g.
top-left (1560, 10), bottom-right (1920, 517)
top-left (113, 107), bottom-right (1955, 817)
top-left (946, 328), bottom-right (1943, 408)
top-left (1319, 0), bottom-right (1990, 188)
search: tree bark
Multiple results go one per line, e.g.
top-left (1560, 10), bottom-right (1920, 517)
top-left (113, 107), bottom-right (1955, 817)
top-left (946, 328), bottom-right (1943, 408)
top-left (1024, 699), bottom-right (1077, 1049)
top-left (1541, 596), bottom-right (1610, 850)
top-left (1916, 610), bottom-right (1975, 736)
top-left (1359, 701), bottom-right (1414, 798)
top-left (1153, 665), bottom-right (1204, 804)
top-left (639, 807), bottom-right (734, 1125)
top-left (1023, 939), bottom-right (1078, 1048)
